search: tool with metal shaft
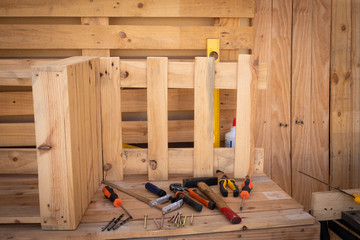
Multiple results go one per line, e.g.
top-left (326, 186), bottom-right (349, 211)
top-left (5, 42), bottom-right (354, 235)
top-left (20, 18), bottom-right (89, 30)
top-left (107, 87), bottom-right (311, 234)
top-left (102, 186), bottom-right (133, 219)
top-left (298, 170), bottom-right (360, 204)
top-left (162, 199), bottom-right (184, 214)
top-left (149, 194), bottom-right (172, 207)
top-left (240, 176), bottom-right (253, 211)
top-left (197, 182), bottom-right (241, 224)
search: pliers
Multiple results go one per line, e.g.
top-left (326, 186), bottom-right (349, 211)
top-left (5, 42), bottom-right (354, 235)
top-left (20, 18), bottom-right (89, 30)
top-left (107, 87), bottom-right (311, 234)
top-left (219, 174), bottom-right (239, 197)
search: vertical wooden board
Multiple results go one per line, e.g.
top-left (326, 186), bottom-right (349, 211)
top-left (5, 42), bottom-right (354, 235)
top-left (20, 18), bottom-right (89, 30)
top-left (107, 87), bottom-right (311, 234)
top-left (330, 0), bottom-right (352, 189)
top-left (81, 17), bottom-right (110, 57)
top-left (352, 0), bottom-right (360, 188)
top-left (310, 0), bottom-right (331, 200)
top-left (270, 0), bottom-right (292, 194)
top-left (291, 0), bottom-right (313, 210)
top-left (147, 57), bottom-right (168, 180)
top-left (32, 70), bottom-right (73, 230)
top-left (253, 0), bottom-right (272, 177)
top-left (101, 57), bottom-right (123, 181)
top-left (194, 57), bottom-right (215, 177)
top-left (234, 54), bottom-right (253, 178)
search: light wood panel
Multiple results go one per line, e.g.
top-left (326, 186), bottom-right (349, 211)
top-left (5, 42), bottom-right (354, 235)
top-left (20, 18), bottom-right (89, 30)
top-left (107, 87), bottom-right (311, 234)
top-left (0, 25), bottom-right (252, 50)
top-left (81, 17), bottom-right (110, 57)
top-left (0, 0), bottom-right (254, 18)
top-left (32, 57), bottom-right (102, 230)
top-left (0, 92), bottom-right (33, 116)
top-left (270, 0), bottom-right (292, 195)
top-left (234, 55), bottom-right (254, 178)
top-left (147, 57), bottom-right (168, 180)
top-left (0, 148), bottom-right (37, 174)
top-left (0, 123), bottom-right (35, 147)
top-left (100, 57), bottom-right (123, 181)
top-left (193, 57), bottom-right (214, 177)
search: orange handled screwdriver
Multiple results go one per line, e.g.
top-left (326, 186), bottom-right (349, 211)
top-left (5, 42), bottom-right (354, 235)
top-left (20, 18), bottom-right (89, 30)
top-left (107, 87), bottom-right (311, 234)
top-left (102, 186), bottom-right (133, 219)
top-left (240, 176), bottom-right (253, 211)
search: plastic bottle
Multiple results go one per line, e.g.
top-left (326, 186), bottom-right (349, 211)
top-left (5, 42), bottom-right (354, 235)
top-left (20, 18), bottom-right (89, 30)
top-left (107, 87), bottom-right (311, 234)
top-left (225, 118), bottom-right (236, 148)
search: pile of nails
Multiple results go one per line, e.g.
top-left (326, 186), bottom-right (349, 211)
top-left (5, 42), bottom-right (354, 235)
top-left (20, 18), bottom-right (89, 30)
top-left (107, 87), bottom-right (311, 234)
top-left (168, 212), bottom-right (194, 228)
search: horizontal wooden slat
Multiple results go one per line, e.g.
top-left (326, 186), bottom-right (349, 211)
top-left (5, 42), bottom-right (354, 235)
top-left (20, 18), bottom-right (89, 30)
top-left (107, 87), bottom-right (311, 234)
top-left (120, 61), bottom-right (238, 89)
top-left (122, 147), bottom-right (263, 175)
top-left (0, 92), bottom-right (33, 116)
top-left (0, 148), bottom-right (37, 174)
top-left (0, 123), bottom-right (35, 147)
top-left (0, 25), bottom-right (252, 50)
top-left (0, 0), bottom-right (254, 18)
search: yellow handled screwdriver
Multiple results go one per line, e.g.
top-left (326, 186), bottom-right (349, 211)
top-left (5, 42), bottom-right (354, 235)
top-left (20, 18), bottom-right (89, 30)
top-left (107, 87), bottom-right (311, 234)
top-left (298, 170), bottom-right (360, 204)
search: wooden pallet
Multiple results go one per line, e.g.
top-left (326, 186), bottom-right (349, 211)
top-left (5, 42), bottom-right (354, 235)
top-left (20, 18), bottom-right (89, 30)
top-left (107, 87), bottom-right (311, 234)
top-left (0, 174), bottom-right (319, 239)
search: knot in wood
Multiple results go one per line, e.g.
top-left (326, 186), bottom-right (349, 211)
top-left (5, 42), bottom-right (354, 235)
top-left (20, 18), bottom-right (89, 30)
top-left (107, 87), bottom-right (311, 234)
top-left (38, 144), bottom-right (52, 151)
top-left (119, 32), bottom-right (127, 38)
top-left (149, 160), bottom-right (157, 170)
top-left (137, 2), bottom-right (144, 8)
top-left (104, 163), bottom-right (112, 171)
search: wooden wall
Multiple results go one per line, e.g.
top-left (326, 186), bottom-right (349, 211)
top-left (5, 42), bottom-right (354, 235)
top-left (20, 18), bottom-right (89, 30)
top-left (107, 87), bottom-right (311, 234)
top-left (0, 0), bottom-right (359, 212)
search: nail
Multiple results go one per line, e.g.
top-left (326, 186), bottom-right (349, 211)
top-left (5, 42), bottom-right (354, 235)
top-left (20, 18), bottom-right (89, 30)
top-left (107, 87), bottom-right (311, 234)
top-left (190, 214), bottom-right (194, 225)
top-left (153, 218), bottom-right (161, 229)
top-left (183, 216), bottom-right (187, 227)
top-left (160, 215), bottom-right (164, 229)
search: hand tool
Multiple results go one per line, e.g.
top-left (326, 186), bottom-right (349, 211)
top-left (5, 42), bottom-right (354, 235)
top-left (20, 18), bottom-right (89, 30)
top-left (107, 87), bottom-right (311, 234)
top-left (103, 180), bottom-right (163, 212)
top-left (145, 182), bottom-right (167, 197)
top-left (183, 176), bottom-right (218, 188)
top-left (162, 199), bottom-right (184, 214)
top-left (101, 217), bottom-right (115, 231)
top-left (113, 216), bottom-right (132, 230)
top-left (149, 194), bottom-right (172, 207)
top-left (197, 182), bottom-right (241, 224)
top-left (106, 213), bottom-right (124, 231)
top-left (217, 170), bottom-right (240, 198)
top-left (240, 176), bottom-right (253, 211)
top-left (170, 183), bottom-right (215, 210)
top-left (298, 170), bottom-right (360, 204)
top-left (102, 185), bottom-right (133, 220)
top-left (174, 190), bottom-right (203, 212)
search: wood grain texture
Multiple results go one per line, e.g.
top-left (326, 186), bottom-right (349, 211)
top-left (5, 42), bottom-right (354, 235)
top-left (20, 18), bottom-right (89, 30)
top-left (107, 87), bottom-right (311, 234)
top-left (311, 188), bottom-right (360, 221)
top-left (0, 0), bottom-right (254, 18)
top-left (0, 25), bottom-right (252, 50)
top-left (32, 57), bottom-right (102, 230)
top-left (0, 123), bottom-right (35, 147)
top-left (0, 92), bottom-right (33, 116)
top-left (147, 57), bottom-right (168, 180)
top-left (81, 17), bottom-right (110, 57)
top-left (330, 0), bottom-right (353, 189)
top-left (100, 57), bottom-right (123, 181)
top-left (253, 0), bottom-right (272, 177)
top-left (0, 148), bottom-right (37, 174)
top-left (234, 55), bottom-right (253, 178)
top-left (270, 0), bottom-right (292, 195)
top-left (193, 57), bottom-right (214, 177)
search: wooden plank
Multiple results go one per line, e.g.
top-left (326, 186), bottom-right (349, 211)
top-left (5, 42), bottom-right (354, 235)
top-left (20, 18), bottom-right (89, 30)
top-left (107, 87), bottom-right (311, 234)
top-left (32, 57), bottom-right (102, 230)
top-left (122, 147), bottom-right (264, 175)
top-left (0, 206), bottom-right (40, 224)
top-left (270, 0), bottom-right (292, 194)
top-left (0, 25), bottom-right (253, 50)
top-left (147, 57), bottom-right (168, 180)
top-left (193, 57), bottom-right (214, 177)
top-left (100, 57), bottom-right (123, 181)
top-left (0, 0), bottom-right (254, 18)
top-left (120, 60), bottom-right (238, 89)
top-left (81, 17), bottom-right (110, 57)
top-left (330, 0), bottom-right (352, 189)
top-left (0, 123), bottom-right (35, 147)
top-left (352, 0), bottom-right (360, 188)
top-left (234, 54), bottom-right (254, 178)
top-left (0, 92), bottom-right (33, 116)
top-left (253, 0), bottom-right (272, 177)
top-left (0, 148), bottom-right (37, 174)
top-left (291, 0), bottom-right (313, 211)
top-left (311, 189), bottom-right (360, 221)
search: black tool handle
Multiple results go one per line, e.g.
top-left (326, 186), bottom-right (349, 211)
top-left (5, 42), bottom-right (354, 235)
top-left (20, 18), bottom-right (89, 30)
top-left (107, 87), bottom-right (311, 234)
top-left (175, 191), bottom-right (202, 212)
top-left (183, 177), bottom-right (218, 188)
top-left (219, 179), bottom-right (228, 197)
top-left (145, 182), bottom-right (167, 197)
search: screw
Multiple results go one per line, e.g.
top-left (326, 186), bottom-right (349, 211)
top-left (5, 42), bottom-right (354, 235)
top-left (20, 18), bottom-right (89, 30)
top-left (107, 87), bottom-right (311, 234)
top-left (177, 213), bottom-right (182, 228)
top-left (160, 214), bottom-right (164, 229)
top-left (183, 216), bottom-right (187, 227)
top-left (190, 214), bottom-right (194, 225)
top-left (144, 214), bottom-right (148, 229)
top-left (153, 218), bottom-right (161, 229)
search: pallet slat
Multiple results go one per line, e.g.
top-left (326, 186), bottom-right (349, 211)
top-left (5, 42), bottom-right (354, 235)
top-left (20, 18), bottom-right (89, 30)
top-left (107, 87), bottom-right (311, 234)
top-left (0, 123), bottom-right (35, 147)
top-left (193, 57), bottom-right (215, 177)
top-left (0, 92), bottom-right (33, 116)
top-left (147, 57), bottom-right (168, 180)
top-left (0, 25), bottom-right (252, 50)
top-left (0, 148), bottom-right (37, 174)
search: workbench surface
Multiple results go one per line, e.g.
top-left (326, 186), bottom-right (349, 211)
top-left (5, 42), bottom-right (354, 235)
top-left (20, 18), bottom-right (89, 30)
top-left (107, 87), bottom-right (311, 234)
top-left (0, 174), bottom-right (319, 239)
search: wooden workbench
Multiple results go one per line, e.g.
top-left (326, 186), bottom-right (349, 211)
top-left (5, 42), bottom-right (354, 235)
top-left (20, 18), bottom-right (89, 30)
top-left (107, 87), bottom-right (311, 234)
top-left (0, 174), bottom-right (319, 239)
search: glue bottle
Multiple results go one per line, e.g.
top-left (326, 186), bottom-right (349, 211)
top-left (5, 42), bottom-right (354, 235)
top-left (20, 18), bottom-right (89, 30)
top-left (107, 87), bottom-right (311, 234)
top-left (225, 118), bottom-right (236, 148)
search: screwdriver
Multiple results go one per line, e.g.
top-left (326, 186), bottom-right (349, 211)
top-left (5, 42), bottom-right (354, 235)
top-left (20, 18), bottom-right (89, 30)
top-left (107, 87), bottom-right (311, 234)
top-left (240, 176), bottom-right (253, 211)
top-left (298, 170), bottom-right (360, 204)
top-left (102, 186), bottom-right (133, 219)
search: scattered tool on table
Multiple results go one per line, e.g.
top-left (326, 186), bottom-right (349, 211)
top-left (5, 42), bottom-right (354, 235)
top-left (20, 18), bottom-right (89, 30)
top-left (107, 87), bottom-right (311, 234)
top-left (216, 170), bottom-right (240, 197)
top-left (197, 181), bottom-right (241, 224)
top-left (170, 183), bottom-right (215, 210)
top-left (170, 185), bottom-right (203, 212)
top-left (149, 194), bottom-right (172, 207)
top-left (103, 181), bottom-right (163, 212)
top-left (240, 176), bottom-right (253, 211)
top-left (162, 199), bottom-right (184, 214)
top-left (145, 182), bottom-right (167, 197)
top-left (183, 176), bottom-right (218, 188)
top-left (101, 217), bottom-right (116, 232)
top-left (106, 213), bottom-right (124, 231)
top-left (298, 170), bottom-right (360, 204)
